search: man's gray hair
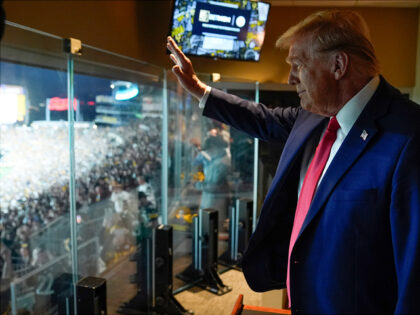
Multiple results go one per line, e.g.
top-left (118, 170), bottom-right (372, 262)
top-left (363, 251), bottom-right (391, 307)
top-left (276, 10), bottom-right (380, 75)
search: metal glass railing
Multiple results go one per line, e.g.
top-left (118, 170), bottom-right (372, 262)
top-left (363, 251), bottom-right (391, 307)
top-left (0, 21), bottom-right (261, 315)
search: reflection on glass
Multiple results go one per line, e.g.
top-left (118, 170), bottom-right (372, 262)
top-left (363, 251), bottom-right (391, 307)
top-left (0, 58), bottom-right (73, 313)
top-left (166, 72), bottom-right (255, 292)
top-left (72, 55), bottom-right (163, 314)
top-left (0, 22), bottom-right (259, 314)
top-left (0, 46), bottom-right (164, 314)
top-left (195, 131), bottom-right (231, 226)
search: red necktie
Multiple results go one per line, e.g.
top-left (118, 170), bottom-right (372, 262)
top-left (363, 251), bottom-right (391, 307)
top-left (286, 116), bottom-right (340, 306)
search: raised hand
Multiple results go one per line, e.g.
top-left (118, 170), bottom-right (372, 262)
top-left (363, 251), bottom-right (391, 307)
top-left (166, 36), bottom-right (208, 100)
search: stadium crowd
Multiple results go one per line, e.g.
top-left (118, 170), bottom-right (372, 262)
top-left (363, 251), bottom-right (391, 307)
top-left (0, 117), bottom-right (162, 280)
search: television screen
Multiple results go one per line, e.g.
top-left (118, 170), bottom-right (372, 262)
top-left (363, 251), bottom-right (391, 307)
top-left (170, 0), bottom-right (270, 61)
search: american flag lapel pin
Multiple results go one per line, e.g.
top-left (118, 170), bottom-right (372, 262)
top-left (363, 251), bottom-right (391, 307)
top-left (360, 130), bottom-right (368, 141)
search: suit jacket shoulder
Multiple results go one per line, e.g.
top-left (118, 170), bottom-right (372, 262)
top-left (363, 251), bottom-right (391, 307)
top-left (203, 88), bottom-right (302, 143)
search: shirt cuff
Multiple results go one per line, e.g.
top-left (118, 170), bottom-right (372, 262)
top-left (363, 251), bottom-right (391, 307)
top-left (198, 86), bottom-right (212, 109)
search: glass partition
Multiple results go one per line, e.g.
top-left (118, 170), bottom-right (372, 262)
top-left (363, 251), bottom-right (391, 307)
top-left (72, 45), bottom-right (164, 314)
top-left (209, 76), bottom-right (259, 227)
top-left (204, 75), bottom-right (258, 267)
top-left (207, 75), bottom-right (259, 203)
top-left (0, 21), bottom-right (262, 314)
top-left (166, 71), bottom-right (257, 290)
top-left (206, 79), bottom-right (299, 225)
top-left (0, 23), bottom-right (74, 314)
top-left (0, 22), bottom-right (166, 315)
top-left (165, 71), bottom-right (200, 290)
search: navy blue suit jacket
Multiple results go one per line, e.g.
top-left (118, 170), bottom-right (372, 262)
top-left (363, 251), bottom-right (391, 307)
top-left (203, 77), bottom-right (420, 314)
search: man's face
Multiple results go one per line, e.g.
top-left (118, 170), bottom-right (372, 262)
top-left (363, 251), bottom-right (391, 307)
top-left (286, 36), bottom-right (337, 116)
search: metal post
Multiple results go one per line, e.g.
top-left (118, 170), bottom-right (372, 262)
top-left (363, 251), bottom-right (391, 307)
top-left (174, 91), bottom-right (182, 198)
top-left (66, 298), bottom-right (70, 315)
top-left (24, 88), bottom-right (30, 125)
top-left (234, 201), bottom-right (240, 261)
top-left (198, 209), bottom-right (203, 270)
top-left (229, 206), bottom-right (235, 261)
top-left (67, 53), bottom-right (78, 315)
top-left (193, 214), bottom-right (201, 271)
top-left (230, 203), bottom-right (239, 261)
top-left (45, 98), bottom-right (50, 121)
top-left (76, 100), bottom-right (80, 122)
top-left (10, 282), bottom-right (17, 315)
top-left (161, 70), bottom-right (169, 225)
top-left (252, 82), bottom-right (260, 232)
top-left (149, 235), bottom-right (155, 309)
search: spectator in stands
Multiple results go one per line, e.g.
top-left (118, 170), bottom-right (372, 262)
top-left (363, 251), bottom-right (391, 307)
top-left (31, 245), bottom-right (52, 268)
top-left (137, 175), bottom-right (156, 208)
top-left (197, 135), bottom-right (231, 225)
top-left (18, 243), bottom-right (31, 268)
top-left (0, 118), bottom-right (161, 276)
top-left (110, 181), bottom-right (132, 214)
top-left (0, 240), bottom-right (14, 281)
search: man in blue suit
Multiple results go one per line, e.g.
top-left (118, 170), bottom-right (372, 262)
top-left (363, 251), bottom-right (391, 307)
top-left (167, 10), bottom-right (420, 314)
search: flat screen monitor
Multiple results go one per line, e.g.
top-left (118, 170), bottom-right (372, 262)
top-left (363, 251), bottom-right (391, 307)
top-left (169, 0), bottom-right (271, 61)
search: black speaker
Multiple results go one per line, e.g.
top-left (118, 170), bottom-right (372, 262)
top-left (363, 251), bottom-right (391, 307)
top-left (154, 225), bottom-right (173, 303)
top-left (76, 276), bottom-right (107, 315)
top-left (237, 198), bottom-right (253, 256)
top-left (219, 198), bottom-right (253, 267)
top-left (52, 273), bottom-right (75, 315)
top-left (118, 240), bottom-right (152, 314)
top-left (201, 209), bottom-right (218, 270)
top-left (118, 225), bottom-right (191, 314)
top-left (177, 209), bottom-right (231, 296)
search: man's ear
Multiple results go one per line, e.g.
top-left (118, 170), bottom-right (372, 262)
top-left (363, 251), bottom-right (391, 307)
top-left (332, 51), bottom-right (349, 80)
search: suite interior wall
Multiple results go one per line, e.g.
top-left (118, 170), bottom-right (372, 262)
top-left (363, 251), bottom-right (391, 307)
top-left (3, 1), bottom-right (419, 88)
top-left (414, 8), bottom-right (420, 104)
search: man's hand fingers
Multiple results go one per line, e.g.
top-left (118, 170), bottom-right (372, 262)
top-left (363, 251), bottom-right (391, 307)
top-left (171, 65), bottom-right (182, 77)
top-left (167, 36), bottom-right (190, 72)
top-left (166, 40), bottom-right (176, 56)
top-left (167, 36), bottom-right (181, 54)
top-left (169, 54), bottom-right (180, 67)
top-left (167, 37), bottom-right (182, 60)
top-left (167, 36), bottom-right (207, 100)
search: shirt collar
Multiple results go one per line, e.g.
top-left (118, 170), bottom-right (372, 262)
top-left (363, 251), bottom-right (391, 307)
top-left (335, 75), bottom-right (380, 135)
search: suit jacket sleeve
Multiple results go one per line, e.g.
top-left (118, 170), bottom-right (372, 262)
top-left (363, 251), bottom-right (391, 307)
top-left (203, 88), bottom-right (300, 143)
top-left (390, 133), bottom-right (420, 314)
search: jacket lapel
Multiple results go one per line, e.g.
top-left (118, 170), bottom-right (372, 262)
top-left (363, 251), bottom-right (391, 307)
top-left (249, 111), bottom-right (326, 246)
top-left (297, 77), bottom-right (391, 240)
top-left (267, 111), bottom-right (327, 195)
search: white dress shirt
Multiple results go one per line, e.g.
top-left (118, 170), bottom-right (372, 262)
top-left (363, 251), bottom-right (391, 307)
top-left (298, 76), bottom-right (380, 196)
top-left (199, 85), bottom-right (212, 109)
